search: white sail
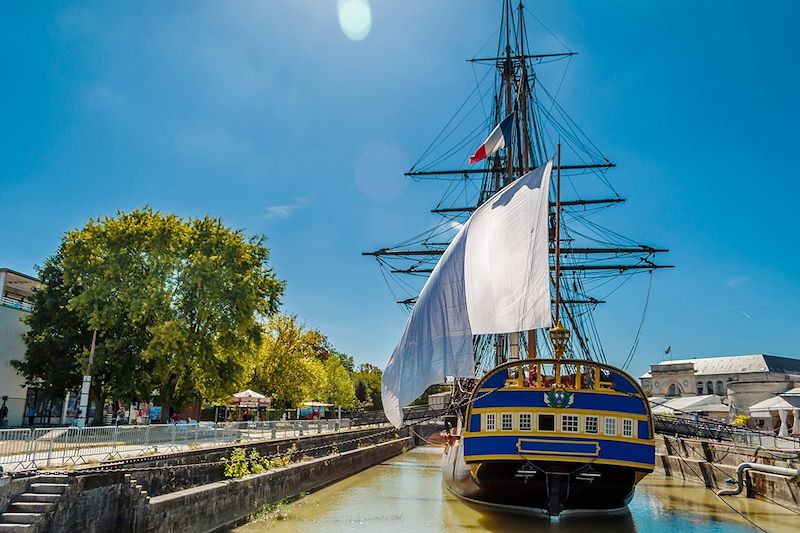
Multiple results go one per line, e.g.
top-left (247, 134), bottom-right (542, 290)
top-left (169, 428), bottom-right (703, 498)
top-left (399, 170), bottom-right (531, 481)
top-left (382, 160), bottom-right (553, 427)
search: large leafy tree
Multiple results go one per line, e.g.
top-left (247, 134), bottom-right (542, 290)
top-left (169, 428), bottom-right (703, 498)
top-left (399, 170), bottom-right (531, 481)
top-left (251, 314), bottom-right (356, 410)
top-left (251, 314), bottom-right (325, 409)
top-left (352, 363), bottom-right (383, 411)
top-left (13, 208), bottom-right (284, 417)
top-left (323, 357), bottom-right (355, 408)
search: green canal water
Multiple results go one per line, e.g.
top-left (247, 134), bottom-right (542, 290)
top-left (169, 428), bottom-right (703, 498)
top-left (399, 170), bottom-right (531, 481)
top-left (233, 446), bottom-right (796, 532)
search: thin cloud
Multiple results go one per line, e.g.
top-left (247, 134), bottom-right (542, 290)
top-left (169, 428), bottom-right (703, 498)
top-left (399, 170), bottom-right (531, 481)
top-left (263, 197), bottom-right (310, 219)
top-left (740, 310), bottom-right (752, 320)
top-left (726, 276), bottom-right (750, 286)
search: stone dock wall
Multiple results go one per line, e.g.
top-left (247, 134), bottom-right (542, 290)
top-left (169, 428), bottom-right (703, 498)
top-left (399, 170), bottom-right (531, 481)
top-left (655, 435), bottom-right (800, 510)
top-left (145, 436), bottom-right (412, 533)
top-left (0, 426), bottom-right (417, 532)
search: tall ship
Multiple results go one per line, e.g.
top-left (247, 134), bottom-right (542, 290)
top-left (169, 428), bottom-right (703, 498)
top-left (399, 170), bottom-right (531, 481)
top-left (365, 1), bottom-right (672, 516)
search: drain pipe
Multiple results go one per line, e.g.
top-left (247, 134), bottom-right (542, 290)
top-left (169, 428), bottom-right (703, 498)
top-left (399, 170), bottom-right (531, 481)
top-left (717, 462), bottom-right (800, 496)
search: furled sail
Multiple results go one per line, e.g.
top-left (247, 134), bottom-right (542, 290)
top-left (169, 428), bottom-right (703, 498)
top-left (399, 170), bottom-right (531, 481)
top-left (382, 160), bottom-right (553, 427)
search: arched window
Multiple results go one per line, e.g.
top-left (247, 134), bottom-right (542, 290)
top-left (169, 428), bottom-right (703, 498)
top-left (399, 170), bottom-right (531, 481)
top-left (715, 381), bottom-right (725, 396)
top-left (706, 381), bottom-right (713, 395)
top-left (697, 382), bottom-right (704, 395)
top-left (667, 383), bottom-right (681, 397)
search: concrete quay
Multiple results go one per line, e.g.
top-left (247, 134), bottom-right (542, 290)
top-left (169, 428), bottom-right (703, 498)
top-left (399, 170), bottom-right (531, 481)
top-left (0, 426), bottom-right (415, 532)
top-left (654, 434), bottom-right (800, 511)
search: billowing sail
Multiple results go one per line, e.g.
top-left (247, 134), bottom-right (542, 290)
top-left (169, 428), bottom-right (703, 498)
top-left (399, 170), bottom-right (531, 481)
top-left (382, 160), bottom-right (553, 427)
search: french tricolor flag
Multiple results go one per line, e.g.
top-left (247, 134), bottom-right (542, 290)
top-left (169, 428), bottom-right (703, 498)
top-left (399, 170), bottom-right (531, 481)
top-left (469, 112), bottom-right (515, 164)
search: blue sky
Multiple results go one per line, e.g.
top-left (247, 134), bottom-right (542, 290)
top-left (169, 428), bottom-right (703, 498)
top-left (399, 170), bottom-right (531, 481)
top-left (1, 1), bottom-right (798, 379)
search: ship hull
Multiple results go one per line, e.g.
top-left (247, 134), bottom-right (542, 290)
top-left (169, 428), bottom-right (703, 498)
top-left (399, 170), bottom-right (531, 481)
top-left (442, 439), bottom-right (646, 516)
top-left (445, 358), bottom-right (656, 516)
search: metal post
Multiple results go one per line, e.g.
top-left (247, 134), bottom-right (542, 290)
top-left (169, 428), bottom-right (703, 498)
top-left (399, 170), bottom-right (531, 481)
top-left (60, 392), bottom-right (70, 425)
top-left (77, 329), bottom-right (98, 429)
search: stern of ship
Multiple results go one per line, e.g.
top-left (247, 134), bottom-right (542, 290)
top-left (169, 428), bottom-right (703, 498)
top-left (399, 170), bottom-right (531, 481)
top-left (442, 359), bottom-right (655, 516)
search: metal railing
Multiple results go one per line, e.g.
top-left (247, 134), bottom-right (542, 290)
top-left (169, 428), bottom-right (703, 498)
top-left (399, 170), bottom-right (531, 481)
top-left (1, 296), bottom-right (32, 312)
top-left (654, 415), bottom-right (800, 450)
top-left (0, 419), bottom-right (359, 472)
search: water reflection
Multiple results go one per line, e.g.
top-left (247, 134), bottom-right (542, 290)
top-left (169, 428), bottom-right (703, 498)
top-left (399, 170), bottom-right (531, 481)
top-left (234, 446), bottom-right (796, 533)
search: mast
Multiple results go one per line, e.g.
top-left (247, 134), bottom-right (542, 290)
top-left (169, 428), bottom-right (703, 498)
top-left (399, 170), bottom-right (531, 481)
top-left (364, 1), bottom-right (672, 369)
top-left (550, 141), bottom-right (571, 360)
top-left (554, 142), bottom-right (562, 325)
top-left (497, 0), bottom-right (515, 366)
top-left (518, 0), bottom-right (537, 359)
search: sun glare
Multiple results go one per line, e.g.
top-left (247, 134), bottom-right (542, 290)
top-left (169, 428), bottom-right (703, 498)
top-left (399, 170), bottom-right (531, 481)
top-left (337, 0), bottom-right (371, 41)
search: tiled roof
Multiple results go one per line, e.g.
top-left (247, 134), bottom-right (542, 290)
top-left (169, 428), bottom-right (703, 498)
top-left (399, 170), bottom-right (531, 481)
top-left (648, 354), bottom-right (800, 376)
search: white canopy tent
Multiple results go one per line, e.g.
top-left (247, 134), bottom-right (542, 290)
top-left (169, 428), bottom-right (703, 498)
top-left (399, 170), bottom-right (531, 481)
top-left (220, 389), bottom-right (272, 423)
top-left (228, 389), bottom-right (271, 408)
top-left (749, 392), bottom-right (800, 436)
top-left (650, 395), bottom-right (723, 417)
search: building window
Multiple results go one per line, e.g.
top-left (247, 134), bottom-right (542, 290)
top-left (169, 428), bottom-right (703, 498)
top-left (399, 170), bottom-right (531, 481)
top-left (715, 381), bottom-right (725, 396)
top-left (697, 382), bottom-right (704, 395)
top-left (622, 419), bottom-right (633, 437)
top-left (604, 417), bottom-right (617, 436)
top-left (585, 416), bottom-right (599, 434)
top-left (562, 415), bottom-right (579, 433)
top-left (667, 383), bottom-right (681, 397)
top-left (501, 413), bottom-right (513, 431)
top-left (539, 414), bottom-right (555, 431)
top-left (485, 413), bottom-right (495, 431)
top-left (706, 381), bottom-right (713, 395)
top-left (519, 413), bottom-right (532, 431)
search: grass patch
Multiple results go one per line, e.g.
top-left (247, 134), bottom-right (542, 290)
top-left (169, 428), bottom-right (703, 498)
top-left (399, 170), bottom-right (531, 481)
top-left (251, 500), bottom-right (290, 521)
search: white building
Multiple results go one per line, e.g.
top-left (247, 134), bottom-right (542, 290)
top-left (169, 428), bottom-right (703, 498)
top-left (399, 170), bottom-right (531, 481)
top-left (640, 354), bottom-right (800, 417)
top-left (0, 268), bottom-right (40, 426)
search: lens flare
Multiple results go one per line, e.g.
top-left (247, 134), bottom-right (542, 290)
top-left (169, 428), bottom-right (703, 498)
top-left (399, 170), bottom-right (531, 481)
top-left (337, 0), bottom-right (371, 41)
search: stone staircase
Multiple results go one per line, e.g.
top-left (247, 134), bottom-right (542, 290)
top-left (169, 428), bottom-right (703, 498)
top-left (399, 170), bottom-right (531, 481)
top-left (0, 475), bottom-right (70, 532)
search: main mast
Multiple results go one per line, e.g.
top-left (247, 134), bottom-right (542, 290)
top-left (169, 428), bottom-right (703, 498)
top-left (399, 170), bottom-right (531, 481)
top-left (364, 0), bottom-right (673, 370)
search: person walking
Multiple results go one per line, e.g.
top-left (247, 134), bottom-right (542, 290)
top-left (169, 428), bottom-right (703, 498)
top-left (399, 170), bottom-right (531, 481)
top-left (0, 396), bottom-right (8, 428)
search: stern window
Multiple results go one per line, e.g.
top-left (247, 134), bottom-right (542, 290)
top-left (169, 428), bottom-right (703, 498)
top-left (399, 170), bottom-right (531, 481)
top-left (561, 415), bottom-right (579, 433)
top-left (519, 413), bottom-right (532, 431)
top-left (622, 418), bottom-right (633, 437)
top-left (485, 413), bottom-right (496, 431)
top-left (501, 413), bottom-right (513, 431)
top-left (604, 417), bottom-right (617, 436)
top-left (538, 414), bottom-right (555, 431)
top-left (585, 416), bottom-right (599, 434)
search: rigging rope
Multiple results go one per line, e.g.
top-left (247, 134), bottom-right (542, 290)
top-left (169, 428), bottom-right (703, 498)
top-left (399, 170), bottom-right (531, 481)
top-left (622, 271), bottom-right (653, 371)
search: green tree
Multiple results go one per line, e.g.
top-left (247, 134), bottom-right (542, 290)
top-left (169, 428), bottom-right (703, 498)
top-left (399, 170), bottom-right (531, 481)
top-left (14, 208), bottom-right (284, 419)
top-left (249, 315), bottom-right (358, 410)
top-left (323, 357), bottom-right (355, 408)
top-left (251, 314), bottom-right (328, 410)
top-left (12, 253), bottom-right (85, 397)
top-left (352, 363), bottom-right (383, 411)
top-left (332, 350), bottom-right (354, 373)
top-left (354, 379), bottom-right (369, 403)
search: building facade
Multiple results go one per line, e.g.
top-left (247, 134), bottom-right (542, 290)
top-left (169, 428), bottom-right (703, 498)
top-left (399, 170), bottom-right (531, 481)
top-left (0, 268), bottom-right (39, 426)
top-left (640, 354), bottom-right (800, 416)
